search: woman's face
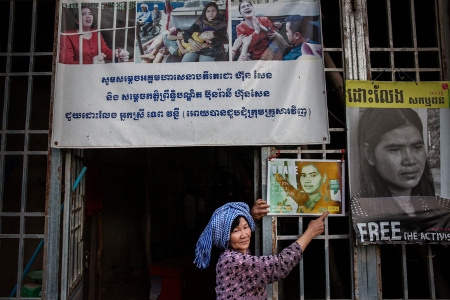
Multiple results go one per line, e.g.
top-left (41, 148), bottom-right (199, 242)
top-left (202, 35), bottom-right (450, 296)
top-left (78, 7), bottom-right (93, 28)
top-left (368, 124), bottom-right (427, 196)
top-left (239, 2), bottom-right (254, 18)
top-left (205, 6), bottom-right (217, 21)
top-left (229, 217), bottom-right (251, 254)
top-left (300, 164), bottom-right (323, 194)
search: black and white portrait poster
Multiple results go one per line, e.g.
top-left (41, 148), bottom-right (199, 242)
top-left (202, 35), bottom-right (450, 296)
top-left (346, 80), bottom-right (450, 244)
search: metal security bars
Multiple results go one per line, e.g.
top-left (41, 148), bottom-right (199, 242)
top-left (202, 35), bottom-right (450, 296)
top-left (60, 150), bottom-right (86, 300)
top-left (347, 0), bottom-right (450, 299)
top-left (0, 0), bottom-right (54, 298)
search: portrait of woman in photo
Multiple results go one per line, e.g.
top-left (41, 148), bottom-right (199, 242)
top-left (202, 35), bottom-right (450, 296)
top-left (350, 108), bottom-right (446, 232)
top-left (357, 108), bottom-right (435, 199)
top-left (59, 6), bottom-right (130, 64)
top-left (181, 2), bottom-right (228, 62)
top-left (273, 161), bottom-right (342, 214)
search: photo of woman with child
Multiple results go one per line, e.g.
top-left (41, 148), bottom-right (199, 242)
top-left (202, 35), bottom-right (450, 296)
top-left (137, 1), bottom-right (227, 63)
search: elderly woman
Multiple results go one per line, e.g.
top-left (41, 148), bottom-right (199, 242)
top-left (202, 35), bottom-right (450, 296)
top-left (194, 201), bottom-right (328, 299)
top-left (59, 6), bottom-right (129, 64)
top-left (181, 2), bottom-right (227, 62)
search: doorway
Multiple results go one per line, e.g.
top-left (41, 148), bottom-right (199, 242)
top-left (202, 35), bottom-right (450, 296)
top-left (82, 146), bottom-right (258, 299)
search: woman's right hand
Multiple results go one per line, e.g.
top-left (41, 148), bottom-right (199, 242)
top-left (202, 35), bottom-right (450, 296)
top-left (305, 211), bottom-right (329, 237)
top-left (188, 38), bottom-right (202, 52)
top-left (296, 211), bottom-right (329, 251)
top-left (232, 34), bottom-right (245, 51)
top-left (252, 16), bottom-right (261, 34)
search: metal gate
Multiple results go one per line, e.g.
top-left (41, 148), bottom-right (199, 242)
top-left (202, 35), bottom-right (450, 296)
top-left (60, 150), bottom-right (86, 300)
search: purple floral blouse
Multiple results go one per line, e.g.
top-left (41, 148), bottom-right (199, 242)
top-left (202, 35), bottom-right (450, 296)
top-left (215, 242), bottom-right (303, 299)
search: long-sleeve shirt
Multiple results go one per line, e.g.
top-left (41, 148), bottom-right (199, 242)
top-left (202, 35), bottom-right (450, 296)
top-left (59, 30), bottom-right (113, 64)
top-left (215, 242), bottom-right (303, 299)
top-left (152, 9), bottom-right (162, 22)
top-left (137, 10), bottom-right (152, 23)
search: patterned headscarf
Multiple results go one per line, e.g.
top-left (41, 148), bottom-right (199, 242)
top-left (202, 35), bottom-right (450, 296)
top-left (194, 202), bottom-right (255, 269)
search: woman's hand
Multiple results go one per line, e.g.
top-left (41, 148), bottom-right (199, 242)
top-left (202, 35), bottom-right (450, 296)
top-left (93, 53), bottom-right (106, 64)
top-left (115, 48), bottom-right (130, 62)
top-left (188, 38), bottom-right (202, 52)
top-left (252, 16), bottom-right (261, 34)
top-left (232, 34), bottom-right (245, 52)
top-left (250, 199), bottom-right (270, 221)
top-left (296, 211), bottom-right (329, 251)
top-left (305, 211), bottom-right (329, 237)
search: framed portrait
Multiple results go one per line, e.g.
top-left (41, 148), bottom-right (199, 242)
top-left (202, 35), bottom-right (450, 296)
top-left (267, 159), bottom-right (345, 216)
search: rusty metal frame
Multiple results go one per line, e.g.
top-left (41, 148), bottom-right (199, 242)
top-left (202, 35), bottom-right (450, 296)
top-left (261, 128), bottom-right (351, 300)
top-left (345, 1), bottom-right (449, 300)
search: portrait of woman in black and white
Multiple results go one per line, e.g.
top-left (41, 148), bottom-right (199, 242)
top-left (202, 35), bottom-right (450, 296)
top-left (350, 108), bottom-right (449, 238)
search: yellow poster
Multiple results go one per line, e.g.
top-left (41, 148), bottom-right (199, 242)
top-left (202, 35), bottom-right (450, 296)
top-left (267, 159), bottom-right (344, 216)
top-left (346, 80), bottom-right (450, 108)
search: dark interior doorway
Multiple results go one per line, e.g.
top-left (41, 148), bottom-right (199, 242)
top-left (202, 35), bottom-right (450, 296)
top-left (82, 146), bottom-right (258, 299)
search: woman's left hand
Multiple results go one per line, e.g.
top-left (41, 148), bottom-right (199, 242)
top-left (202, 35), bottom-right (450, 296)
top-left (115, 48), bottom-right (130, 62)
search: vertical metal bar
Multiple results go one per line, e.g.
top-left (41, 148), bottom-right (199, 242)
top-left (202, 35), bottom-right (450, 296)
top-left (0, 0), bottom-right (15, 244)
top-left (427, 245), bottom-right (436, 299)
top-left (324, 216), bottom-right (330, 300)
top-left (43, 148), bottom-right (63, 299)
top-left (78, 4), bottom-right (83, 64)
top-left (261, 147), bottom-right (273, 299)
top-left (61, 151), bottom-right (72, 300)
top-left (409, 0), bottom-right (420, 81)
top-left (80, 166), bottom-right (86, 281)
top-left (385, 0), bottom-right (395, 81)
top-left (349, 216), bottom-right (356, 300)
top-left (98, 2), bottom-right (102, 56)
top-left (401, 244), bottom-right (409, 299)
top-left (125, 1), bottom-right (130, 51)
top-left (112, 2), bottom-right (117, 61)
top-left (271, 216), bottom-right (278, 300)
top-left (254, 147), bottom-right (261, 256)
top-left (68, 156), bottom-right (75, 286)
top-left (437, 0), bottom-right (448, 78)
top-left (298, 216), bottom-right (305, 300)
top-left (16, 165), bottom-right (27, 300)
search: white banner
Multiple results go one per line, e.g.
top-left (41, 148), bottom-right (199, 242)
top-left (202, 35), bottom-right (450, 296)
top-left (52, 0), bottom-right (329, 148)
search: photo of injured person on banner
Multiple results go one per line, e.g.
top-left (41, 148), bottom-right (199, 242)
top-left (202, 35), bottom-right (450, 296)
top-left (230, 0), bottom-right (322, 61)
top-left (267, 159), bottom-right (344, 216)
top-left (346, 81), bottom-right (450, 244)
